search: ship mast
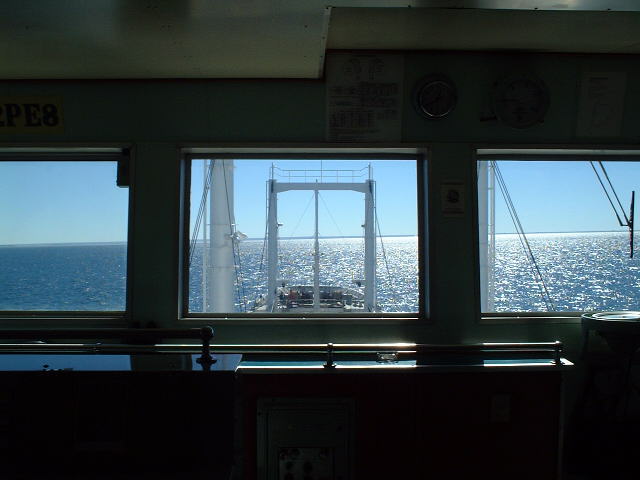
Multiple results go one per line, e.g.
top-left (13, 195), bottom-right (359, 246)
top-left (364, 167), bottom-right (376, 312)
top-left (266, 165), bottom-right (279, 311)
top-left (478, 160), bottom-right (496, 311)
top-left (207, 159), bottom-right (236, 312)
top-left (313, 186), bottom-right (320, 311)
top-left (201, 160), bottom-right (208, 309)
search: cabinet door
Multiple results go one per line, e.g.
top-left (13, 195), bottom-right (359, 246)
top-left (415, 371), bottom-right (562, 480)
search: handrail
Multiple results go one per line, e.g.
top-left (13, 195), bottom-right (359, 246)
top-left (0, 338), bottom-right (563, 366)
top-left (0, 328), bottom-right (211, 340)
top-left (0, 327), bottom-right (215, 368)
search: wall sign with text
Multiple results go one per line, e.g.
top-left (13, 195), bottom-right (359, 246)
top-left (326, 53), bottom-right (403, 142)
top-left (0, 97), bottom-right (64, 133)
top-left (441, 182), bottom-right (465, 217)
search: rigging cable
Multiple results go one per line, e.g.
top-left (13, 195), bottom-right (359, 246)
top-left (373, 181), bottom-right (395, 310)
top-left (189, 160), bottom-right (214, 266)
top-left (318, 191), bottom-right (345, 238)
top-left (589, 161), bottom-right (629, 226)
top-left (493, 163), bottom-right (553, 310)
top-left (589, 161), bottom-right (634, 258)
top-left (492, 161), bottom-right (556, 311)
top-left (374, 197), bottom-right (392, 279)
top-left (288, 192), bottom-right (316, 238)
top-left (278, 192), bottom-right (316, 282)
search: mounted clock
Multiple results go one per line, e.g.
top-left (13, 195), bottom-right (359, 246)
top-left (491, 74), bottom-right (550, 128)
top-left (414, 75), bottom-right (457, 119)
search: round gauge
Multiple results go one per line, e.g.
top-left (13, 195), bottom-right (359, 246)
top-left (491, 74), bottom-right (550, 128)
top-left (414, 75), bottom-right (457, 119)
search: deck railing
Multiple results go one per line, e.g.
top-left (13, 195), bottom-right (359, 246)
top-left (272, 165), bottom-right (369, 183)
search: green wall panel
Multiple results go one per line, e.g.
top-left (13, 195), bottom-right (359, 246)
top-left (1, 51), bottom-right (638, 358)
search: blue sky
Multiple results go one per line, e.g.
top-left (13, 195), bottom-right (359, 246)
top-left (0, 161), bottom-right (128, 245)
top-left (1, 158), bottom-right (637, 245)
top-left (490, 161), bottom-right (639, 234)
top-left (191, 159), bottom-right (418, 239)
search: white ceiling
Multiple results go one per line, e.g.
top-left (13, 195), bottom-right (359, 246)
top-left (1, 0), bottom-right (639, 79)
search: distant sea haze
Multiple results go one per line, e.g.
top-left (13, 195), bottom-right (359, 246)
top-left (0, 232), bottom-right (637, 313)
top-left (193, 233), bottom-right (417, 242)
top-left (0, 241), bottom-right (126, 248)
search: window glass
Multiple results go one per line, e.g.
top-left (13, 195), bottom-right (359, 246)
top-left (186, 158), bottom-right (419, 315)
top-left (0, 161), bottom-right (129, 311)
top-left (477, 159), bottom-right (638, 313)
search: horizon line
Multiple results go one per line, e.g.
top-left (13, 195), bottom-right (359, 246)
top-left (0, 234), bottom-right (417, 247)
top-left (494, 229), bottom-right (629, 235)
top-left (0, 229), bottom-right (631, 247)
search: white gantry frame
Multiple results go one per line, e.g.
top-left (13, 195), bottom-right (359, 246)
top-left (266, 167), bottom-right (377, 312)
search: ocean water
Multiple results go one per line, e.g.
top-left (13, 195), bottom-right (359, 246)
top-left (491, 231), bottom-right (639, 312)
top-left (0, 243), bottom-right (127, 311)
top-left (1, 233), bottom-right (637, 313)
top-left (188, 236), bottom-right (420, 313)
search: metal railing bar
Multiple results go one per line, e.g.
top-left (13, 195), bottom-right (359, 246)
top-left (0, 327), bottom-right (216, 367)
top-left (0, 340), bottom-right (562, 357)
top-left (0, 328), bottom-right (212, 340)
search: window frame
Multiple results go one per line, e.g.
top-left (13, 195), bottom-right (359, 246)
top-left (474, 147), bottom-right (640, 323)
top-left (179, 149), bottom-right (428, 322)
top-left (0, 147), bottom-right (133, 326)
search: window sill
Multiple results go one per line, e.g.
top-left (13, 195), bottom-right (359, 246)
top-left (180, 315), bottom-right (425, 326)
top-left (480, 314), bottom-right (582, 325)
top-left (0, 313), bottom-right (127, 329)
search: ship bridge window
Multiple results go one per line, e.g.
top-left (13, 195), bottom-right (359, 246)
top-left (0, 149), bottom-right (130, 315)
top-left (182, 155), bottom-right (422, 318)
top-left (477, 149), bottom-right (639, 317)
